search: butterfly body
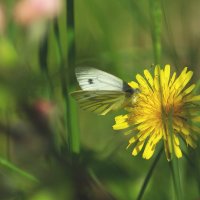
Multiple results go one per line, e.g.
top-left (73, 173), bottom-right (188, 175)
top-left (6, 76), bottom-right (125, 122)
top-left (71, 67), bottom-right (139, 115)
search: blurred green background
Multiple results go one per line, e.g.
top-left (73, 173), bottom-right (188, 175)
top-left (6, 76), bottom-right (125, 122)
top-left (0, 0), bottom-right (200, 200)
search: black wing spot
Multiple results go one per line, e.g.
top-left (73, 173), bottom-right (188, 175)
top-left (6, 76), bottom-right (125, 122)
top-left (88, 79), bottom-right (94, 84)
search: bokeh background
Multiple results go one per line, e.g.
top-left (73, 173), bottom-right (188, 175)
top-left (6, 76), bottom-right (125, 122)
top-left (0, 0), bottom-right (200, 200)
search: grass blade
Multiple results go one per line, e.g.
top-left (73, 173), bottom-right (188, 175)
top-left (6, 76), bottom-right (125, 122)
top-left (0, 157), bottom-right (39, 183)
top-left (136, 146), bottom-right (163, 200)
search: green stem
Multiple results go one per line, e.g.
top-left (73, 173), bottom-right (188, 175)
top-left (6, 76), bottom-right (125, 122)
top-left (136, 146), bottom-right (163, 200)
top-left (149, 0), bottom-right (162, 64)
top-left (54, 0), bottom-right (80, 154)
top-left (168, 109), bottom-right (182, 200)
top-left (169, 160), bottom-right (182, 200)
top-left (65, 0), bottom-right (80, 154)
top-left (53, 0), bottom-right (80, 154)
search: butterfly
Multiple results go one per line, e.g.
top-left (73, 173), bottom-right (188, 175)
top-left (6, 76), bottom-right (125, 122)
top-left (71, 67), bottom-right (139, 115)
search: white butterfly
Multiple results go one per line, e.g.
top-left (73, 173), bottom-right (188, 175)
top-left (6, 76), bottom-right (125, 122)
top-left (71, 67), bottom-right (139, 115)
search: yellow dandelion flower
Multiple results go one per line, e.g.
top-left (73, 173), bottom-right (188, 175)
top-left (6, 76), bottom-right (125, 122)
top-left (113, 65), bottom-right (200, 160)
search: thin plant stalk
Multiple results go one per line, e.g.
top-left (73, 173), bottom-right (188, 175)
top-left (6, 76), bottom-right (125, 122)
top-left (168, 109), bottom-right (182, 200)
top-left (136, 147), bottom-right (163, 200)
top-left (169, 160), bottom-right (182, 200)
top-left (53, 0), bottom-right (80, 155)
top-left (149, 0), bottom-right (162, 64)
top-left (65, 0), bottom-right (80, 154)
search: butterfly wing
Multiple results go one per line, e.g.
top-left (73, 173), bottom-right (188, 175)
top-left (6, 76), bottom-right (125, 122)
top-left (75, 67), bottom-right (123, 91)
top-left (72, 67), bottom-right (136, 115)
top-left (71, 90), bottom-right (126, 115)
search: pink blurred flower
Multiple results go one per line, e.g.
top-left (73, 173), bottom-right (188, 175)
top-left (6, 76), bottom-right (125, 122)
top-left (14, 0), bottom-right (62, 25)
top-left (33, 99), bottom-right (56, 118)
top-left (0, 4), bottom-right (6, 34)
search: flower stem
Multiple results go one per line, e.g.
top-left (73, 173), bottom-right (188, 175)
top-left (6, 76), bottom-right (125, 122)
top-left (53, 0), bottom-right (80, 155)
top-left (149, 0), bottom-right (162, 64)
top-left (169, 160), bottom-right (182, 200)
top-left (168, 109), bottom-right (182, 200)
top-left (136, 146), bottom-right (163, 200)
top-left (65, 0), bottom-right (80, 154)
